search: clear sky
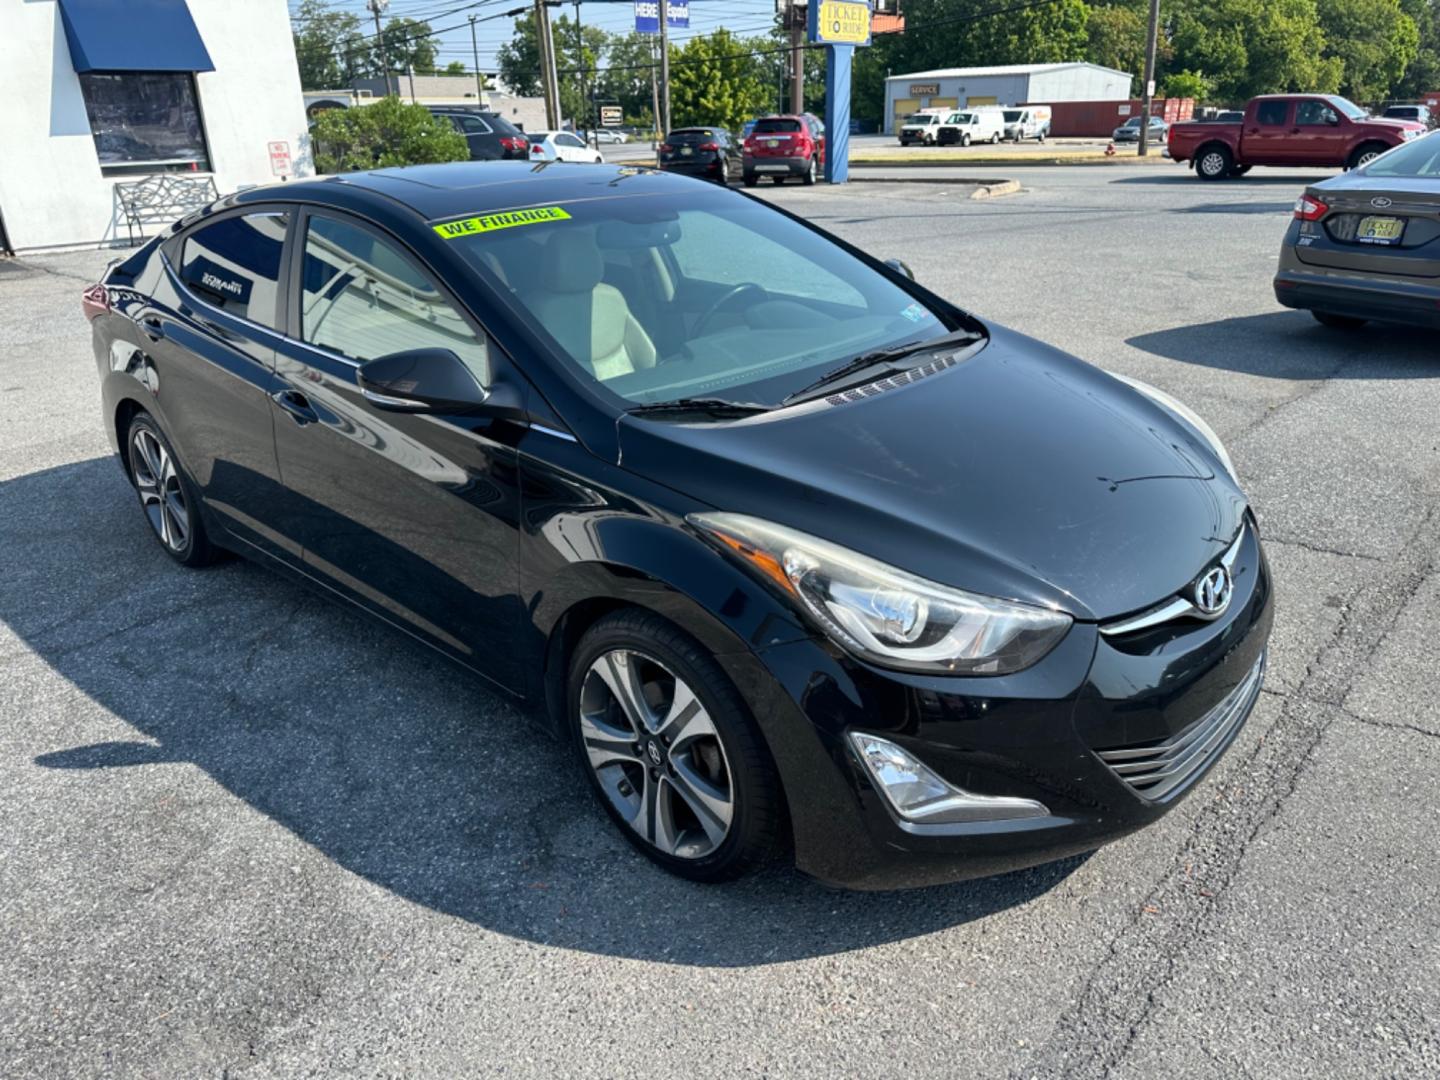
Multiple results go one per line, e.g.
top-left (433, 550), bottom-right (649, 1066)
top-left (289, 0), bottom-right (784, 77)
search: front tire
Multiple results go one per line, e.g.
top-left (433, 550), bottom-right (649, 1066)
top-left (568, 610), bottom-right (782, 883)
top-left (1347, 142), bottom-right (1388, 171)
top-left (961, 132), bottom-right (971, 147)
top-left (1313, 311), bottom-right (1367, 330)
top-left (125, 412), bottom-right (217, 567)
top-left (1196, 144), bottom-right (1233, 180)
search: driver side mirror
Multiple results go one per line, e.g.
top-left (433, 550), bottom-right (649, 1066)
top-left (357, 348), bottom-right (489, 413)
top-left (884, 258), bottom-right (916, 282)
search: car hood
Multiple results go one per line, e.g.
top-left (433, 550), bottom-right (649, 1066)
top-left (616, 326), bottom-right (1248, 621)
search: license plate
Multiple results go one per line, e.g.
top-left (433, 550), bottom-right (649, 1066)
top-left (767, 139), bottom-right (779, 148)
top-left (1356, 216), bottom-right (1404, 244)
top-left (754, 164), bottom-right (786, 172)
top-left (680, 146), bottom-right (693, 156)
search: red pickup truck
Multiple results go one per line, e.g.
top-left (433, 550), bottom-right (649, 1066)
top-left (1168, 94), bottom-right (1426, 180)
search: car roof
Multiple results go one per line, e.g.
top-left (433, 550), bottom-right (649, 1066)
top-left (244, 161), bottom-right (694, 222)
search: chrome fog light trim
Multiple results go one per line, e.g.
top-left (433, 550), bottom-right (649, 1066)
top-left (849, 732), bottom-right (1049, 825)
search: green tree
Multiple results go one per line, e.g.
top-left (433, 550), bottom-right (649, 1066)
top-left (1086, 2), bottom-right (1152, 84)
top-left (1395, 0), bottom-right (1440, 99)
top-left (886, 0), bottom-right (1090, 73)
top-left (668, 28), bottom-right (775, 132)
top-left (597, 32), bottom-right (662, 126)
top-left (441, 60), bottom-right (467, 76)
top-left (1160, 68), bottom-right (1211, 99)
top-left (1167, 0), bottom-right (1341, 101)
top-left (378, 17), bottom-right (439, 76)
top-left (311, 96), bottom-right (468, 172)
top-left (291, 0), bottom-right (369, 89)
top-left (497, 13), bottom-right (608, 123)
top-left (1317, 0), bottom-right (1419, 102)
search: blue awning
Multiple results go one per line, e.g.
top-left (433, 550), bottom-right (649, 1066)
top-left (59, 0), bottom-right (214, 74)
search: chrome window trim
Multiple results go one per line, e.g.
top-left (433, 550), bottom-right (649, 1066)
top-left (1099, 523), bottom-right (1247, 637)
top-left (529, 423), bottom-right (577, 442)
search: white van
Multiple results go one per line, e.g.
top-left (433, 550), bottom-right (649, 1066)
top-left (897, 109), bottom-right (949, 146)
top-left (936, 109), bottom-right (1007, 146)
top-left (1002, 106), bottom-right (1052, 142)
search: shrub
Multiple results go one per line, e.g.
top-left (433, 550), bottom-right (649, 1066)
top-left (312, 96), bottom-right (468, 173)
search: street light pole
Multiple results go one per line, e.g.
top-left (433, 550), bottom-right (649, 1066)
top-left (1138, 0), bottom-right (1160, 156)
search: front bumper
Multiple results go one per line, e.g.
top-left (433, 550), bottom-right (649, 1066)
top-left (744, 155), bottom-right (811, 178)
top-left (729, 519), bottom-right (1274, 890)
top-left (1274, 262), bottom-right (1440, 329)
top-left (660, 157), bottom-right (726, 179)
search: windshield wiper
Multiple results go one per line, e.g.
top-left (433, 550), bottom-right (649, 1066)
top-left (625, 397), bottom-right (773, 419)
top-left (780, 329), bottom-right (984, 406)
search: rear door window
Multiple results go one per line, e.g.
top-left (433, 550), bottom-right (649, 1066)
top-left (456, 115), bottom-right (492, 134)
top-left (179, 211), bottom-right (289, 328)
top-left (1255, 101), bottom-right (1289, 126)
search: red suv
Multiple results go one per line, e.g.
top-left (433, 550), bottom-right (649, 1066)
top-left (743, 114), bottom-right (825, 186)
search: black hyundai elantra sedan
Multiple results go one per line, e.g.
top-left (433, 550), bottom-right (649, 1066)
top-left (84, 162), bottom-right (1271, 890)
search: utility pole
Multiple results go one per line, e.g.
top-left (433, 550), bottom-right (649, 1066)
top-left (574, 0), bottom-right (588, 144)
top-left (649, 35), bottom-right (662, 150)
top-left (534, 0), bottom-right (561, 128)
top-left (468, 15), bottom-right (485, 105)
top-left (367, 0), bottom-right (390, 94)
top-left (1138, 0), bottom-right (1160, 156)
top-left (788, 0), bottom-right (804, 114)
top-left (658, 0), bottom-right (671, 135)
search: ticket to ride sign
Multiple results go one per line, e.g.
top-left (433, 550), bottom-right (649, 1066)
top-left (808, 0), bottom-right (871, 45)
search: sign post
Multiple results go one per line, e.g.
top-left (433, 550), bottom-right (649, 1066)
top-left (807, 0), bottom-right (871, 184)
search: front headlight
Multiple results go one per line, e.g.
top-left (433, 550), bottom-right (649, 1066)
top-left (688, 513), bottom-right (1072, 675)
top-left (1109, 372), bottom-right (1240, 487)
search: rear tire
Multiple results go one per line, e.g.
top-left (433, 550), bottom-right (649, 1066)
top-left (567, 609), bottom-right (783, 883)
top-left (802, 155), bottom-right (817, 185)
top-left (1196, 144), bottom-right (1233, 180)
top-left (125, 412), bottom-right (218, 568)
top-left (1312, 311), bottom-right (1367, 330)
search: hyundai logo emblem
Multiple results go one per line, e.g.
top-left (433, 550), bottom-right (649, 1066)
top-left (1371, 196), bottom-right (1394, 209)
top-left (646, 740), bottom-right (663, 766)
top-left (1193, 566), bottom-right (1233, 617)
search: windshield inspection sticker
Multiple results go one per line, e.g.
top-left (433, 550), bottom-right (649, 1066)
top-left (433, 206), bottom-right (571, 239)
top-left (900, 302), bottom-right (927, 323)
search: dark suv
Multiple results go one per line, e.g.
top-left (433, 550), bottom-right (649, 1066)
top-left (658, 127), bottom-right (741, 184)
top-left (427, 107), bottom-right (529, 161)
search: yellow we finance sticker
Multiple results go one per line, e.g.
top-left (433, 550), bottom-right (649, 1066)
top-left (433, 205), bottom-right (571, 239)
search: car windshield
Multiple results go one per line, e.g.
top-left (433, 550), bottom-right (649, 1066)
top-left (754, 118), bottom-right (802, 134)
top-left (1003, 110), bottom-right (1023, 122)
top-left (1362, 131), bottom-right (1440, 176)
top-left (1122, 117), bottom-right (1142, 128)
top-left (1327, 96), bottom-right (1369, 120)
top-left (442, 188), bottom-right (955, 408)
top-left (950, 113), bottom-right (973, 124)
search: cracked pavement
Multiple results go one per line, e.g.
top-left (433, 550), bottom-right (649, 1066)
top-left (2, 165), bottom-right (1437, 1078)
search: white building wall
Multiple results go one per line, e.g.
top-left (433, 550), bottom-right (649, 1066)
top-left (1027, 66), bottom-right (1132, 103)
top-left (0, 0), bottom-right (311, 252)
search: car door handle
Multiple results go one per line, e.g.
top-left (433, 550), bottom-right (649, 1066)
top-left (140, 316), bottom-right (165, 342)
top-left (272, 388), bottom-right (319, 426)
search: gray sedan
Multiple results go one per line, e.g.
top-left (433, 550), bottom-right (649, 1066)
top-left (1274, 131), bottom-right (1440, 329)
top-left (1113, 115), bottom-right (1168, 143)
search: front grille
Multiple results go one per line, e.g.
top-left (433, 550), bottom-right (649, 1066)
top-left (1096, 651), bottom-right (1265, 801)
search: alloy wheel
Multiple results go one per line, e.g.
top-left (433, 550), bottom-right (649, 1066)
top-left (579, 648), bottom-right (735, 860)
top-left (131, 428), bottom-right (189, 553)
top-left (1200, 151), bottom-right (1226, 177)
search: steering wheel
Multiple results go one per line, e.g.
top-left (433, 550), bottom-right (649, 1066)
top-left (691, 283), bottom-right (767, 339)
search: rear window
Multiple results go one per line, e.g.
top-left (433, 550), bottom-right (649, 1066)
top-left (1363, 131), bottom-right (1440, 177)
top-left (754, 118), bottom-right (801, 134)
top-left (484, 112), bottom-right (522, 136)
top-left (668, 129), bottom-right (715, 143)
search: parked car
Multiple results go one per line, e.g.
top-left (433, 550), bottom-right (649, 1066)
top-left (526, 130), bottom-right (604, 163)
top-left (1383, 104), bottom-right (1435, 129)
top-left (742, 114), bottom-right (825, 185)
top-left (1168, 94), bottom-right (1427, 179)
top-left (1002, 107), bottom-right (1050, 142)
top-left (83, 161), bottom-right (1271, 890)
top-left (658, 127), bottom-right (741, 184)
top-left (1274, 130), bottom-right (1440, 330)
top-left (935, 109), bottom-right (1006, 146)
top-left (1113, 115), bottom-right (1168, 143)
top-left (593, 128), bottom-right (629, 144)
top-left (897, 109), bottom-right (947, 146)
top-left (426, 107), bottom-right (529, 161)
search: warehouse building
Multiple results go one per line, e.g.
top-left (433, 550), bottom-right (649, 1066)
top-left (0, 0), bottom-right (310, 253)
top-left (883, 62), bottom-right (1133, 134)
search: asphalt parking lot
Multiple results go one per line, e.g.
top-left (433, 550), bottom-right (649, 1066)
top-left (3, 165), bottom-right (1438, 1078)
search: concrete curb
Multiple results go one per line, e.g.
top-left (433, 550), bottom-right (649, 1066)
top-left (850, 154), bottom-right (1178, 169)
top-left (847, 176), bottom-right (1022, 199)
